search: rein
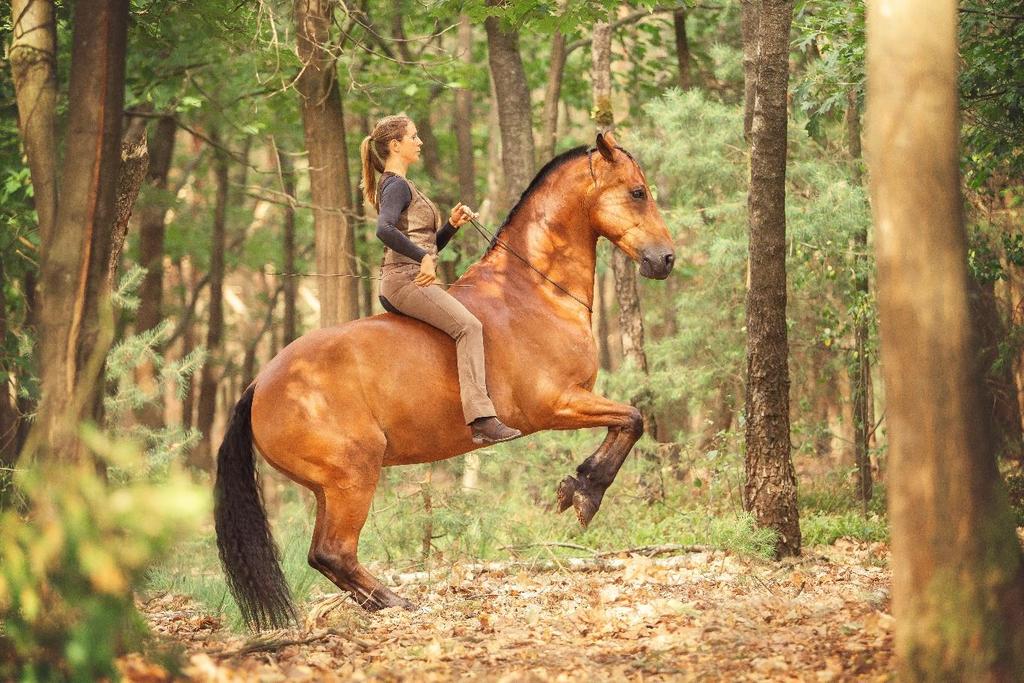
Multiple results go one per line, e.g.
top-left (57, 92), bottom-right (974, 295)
top-left (465, 215), bottom-right (593, 314)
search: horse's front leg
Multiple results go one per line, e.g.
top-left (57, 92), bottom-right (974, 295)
top-left (546, 388), bottom-right (644, 527)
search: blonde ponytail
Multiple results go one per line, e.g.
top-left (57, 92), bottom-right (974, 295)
top-left (359, 135), bottom-right (380, 209)
top-left (358, 114), bottom-right (413, 211)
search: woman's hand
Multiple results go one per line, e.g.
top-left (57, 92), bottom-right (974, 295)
top-left (449, 202), bottom-right (478, 228)
top-left (415, 254), bottom-right (437, 287)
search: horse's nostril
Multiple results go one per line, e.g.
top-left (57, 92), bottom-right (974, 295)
top-left (664, 254), bottom-right (675, 267)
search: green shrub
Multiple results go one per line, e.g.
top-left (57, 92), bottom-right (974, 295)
top-left (0, 433), bottom-right (207, 682)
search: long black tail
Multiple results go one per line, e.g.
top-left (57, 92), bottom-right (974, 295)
top-left (213, 385), bottom-right (296, 631)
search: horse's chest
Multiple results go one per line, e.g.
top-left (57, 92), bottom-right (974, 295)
top-left (499, 319), bottom-right (597, 385)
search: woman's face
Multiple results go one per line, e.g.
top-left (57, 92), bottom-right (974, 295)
top-left (389, 121), bottom-right (422, 165)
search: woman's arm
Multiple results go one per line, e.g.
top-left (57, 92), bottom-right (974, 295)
top-left (376, 176), bottom-right (429, 263)
top-left (435, 220), bottom-right (457, 252)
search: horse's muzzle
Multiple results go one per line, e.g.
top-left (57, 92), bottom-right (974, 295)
top-left (638, 247), bottom-right (675, 279)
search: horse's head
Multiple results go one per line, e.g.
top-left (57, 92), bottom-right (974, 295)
top-left (586, 132), bottom-right (675, 280)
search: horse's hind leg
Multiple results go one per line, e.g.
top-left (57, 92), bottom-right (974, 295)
top-left (308, 458), bottom-right (415, 612)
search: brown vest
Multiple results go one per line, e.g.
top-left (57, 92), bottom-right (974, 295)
top-left (379, 173), bottom-right (442, 269)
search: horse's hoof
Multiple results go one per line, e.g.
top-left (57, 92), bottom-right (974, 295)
top-left (572, 490), bottom-right (598, 528)
top-left (556, 476), bottom-right (579, 512)
top-left (573, 483), bottom-right (606, 529)
top-left (360, 588), bottom-right (417, 612)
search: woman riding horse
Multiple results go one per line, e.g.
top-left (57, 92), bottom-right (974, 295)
top-left (214, 129), bottom-right (675, 631)
top-left (360, 114), bottom-right (521, 445)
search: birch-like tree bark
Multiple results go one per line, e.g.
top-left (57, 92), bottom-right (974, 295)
top-left (742, 0), bottom-right (801, 558)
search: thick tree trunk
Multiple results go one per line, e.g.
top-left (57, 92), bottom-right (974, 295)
top-left (539, 30), bottom-right (567, 163)
top-left (7, 0), bottom-right (57, 464)
top-left (741, 0), bottom-right (761, 141)
top-left (455, 15), bottom-right (476, 208)
top-left (278, 148), bottom-right (298, 345)
top-left (28, 0), bottom-right (128, 461)
top-left (135, 115), bottom-right (177, 427)
top-left (742, 0), bottom-right (800, 559)
top-left (193, 139), bottom-right (229, 471)
top-left (484, 11), bottom-right (535, 212)
top-left (295, 0), bottom-right (358, 327)
top-left (867, 0), bottom-right (1024, 677)
top-left (673, 8), bottom-right (692, 90)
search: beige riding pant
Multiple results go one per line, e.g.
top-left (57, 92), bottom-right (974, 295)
top-left (380, 265), bottom-right (497, 424)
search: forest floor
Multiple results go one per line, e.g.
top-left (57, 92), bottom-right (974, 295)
top-left (123, 539), bottom-right (893, 682)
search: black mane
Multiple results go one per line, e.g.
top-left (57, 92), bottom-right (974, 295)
top-left (485, 145), bottom-right (590, 253)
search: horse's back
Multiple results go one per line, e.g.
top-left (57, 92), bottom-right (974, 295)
top-left (251, 313), bottom-right (476, 467)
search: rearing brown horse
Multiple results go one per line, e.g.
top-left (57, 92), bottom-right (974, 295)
top-left (214, 131), bottom-right (675, 630)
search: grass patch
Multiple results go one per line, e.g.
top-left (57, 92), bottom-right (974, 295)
top-left (801, 511), bottom-right (889, 546)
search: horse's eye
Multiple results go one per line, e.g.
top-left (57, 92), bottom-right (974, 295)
top-left (631, 188), bottom-right (646, 200)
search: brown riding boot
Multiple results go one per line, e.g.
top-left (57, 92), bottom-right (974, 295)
top-left (470, 416), bottom-right (522, 445)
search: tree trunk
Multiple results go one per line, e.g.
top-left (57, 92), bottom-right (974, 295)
top-left (8, 0), bottom-right (57, 464)
top-left (0, 255), bottom-right (17, 466)
top-left (673, 8), bottom-right (692, 90)
top-left (10, 0), bottom-right (58, 251)
top-left (968, 275), bottom-right (1024, 460)
top-left (740, 0), bottom-right (761, 141)
top-left (595, 268), bottom-right (612, 372)
top-left (107, 115), bottom-right (150, 289)
top-left (484, 11), bottom-right (535, 212)
top-left (192, 137), bottom-right (229, 471)
top-left (135, 115), bottom-right (177, 427)
top-left (845, 89), bottom-right (873, 507)
top-left (481, 75), bottom-right (505, 225)
top-left (295, 0), bottom-right (358, 327)
top-left (591, 19), bottom-right (614, 132)
top-left (278, 147), bottom-right (299, 345)
top-left (539, 29), bottom-right (568, 163)
top-left (867, 0), bottom-right (1024, 677)
top-left (455, 15), bottom-right (476, 208)
top-left (699, 384), bottom-right (735, 453)
top-left (742, 0), bottom-right (800, 559)
top-left (28, 0), bottom-right (128, 462)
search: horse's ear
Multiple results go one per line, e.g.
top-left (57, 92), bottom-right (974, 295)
top-left (596, 131), bottom-right (617, 162)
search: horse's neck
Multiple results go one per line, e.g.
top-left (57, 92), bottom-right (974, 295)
top-left (473, 180), bottom-right (597, 320)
